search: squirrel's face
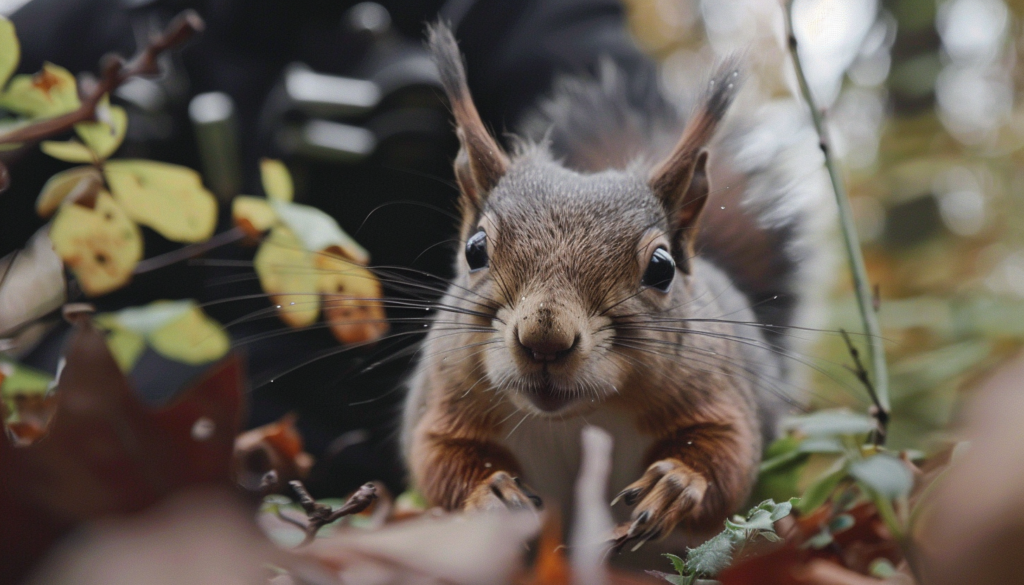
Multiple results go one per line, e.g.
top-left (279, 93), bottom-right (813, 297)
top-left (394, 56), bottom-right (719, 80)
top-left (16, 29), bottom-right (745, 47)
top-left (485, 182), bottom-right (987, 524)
top-left (457, 156), bottom-right (680, 416)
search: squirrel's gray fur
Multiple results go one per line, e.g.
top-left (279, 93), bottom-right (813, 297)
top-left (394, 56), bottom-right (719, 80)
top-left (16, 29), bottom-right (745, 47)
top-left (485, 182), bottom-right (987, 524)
top-left (519, 54), bottom-right (834, 383)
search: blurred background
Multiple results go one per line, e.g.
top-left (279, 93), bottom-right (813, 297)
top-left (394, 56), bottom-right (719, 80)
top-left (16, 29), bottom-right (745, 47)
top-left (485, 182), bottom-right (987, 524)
top-left (625, 0), bottom-right (1024, 452)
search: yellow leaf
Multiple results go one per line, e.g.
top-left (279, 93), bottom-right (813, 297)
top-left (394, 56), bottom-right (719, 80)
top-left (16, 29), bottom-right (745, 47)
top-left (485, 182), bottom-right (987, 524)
top-left (148, 303), bottom-right (230, 365)
top-left (36, 166), bottom-right (103, 217)
top-left (254, 226), bottom-right (319, 328)
top-left (260, 158), bottom-right (293, 202)
top-left (97, 300), bottom-right (229, 368)
top-left (0, 63), bottom-right (80, 119)
top-left (232, 195), bottom-right (277, 237)
top-left (49, 190), bottom-right (143, 296)
top-left (0, 16), bottom-right (20, 90)
top-left (74, 96), bottom-right (127, 160)
top-left (316, 251), bottom-right (388, 344)
top-left (40, 139), bottom-right (95, 164)
top-left (94, 316), bottom-right (146, 373)
top-left (272, 200), bottom-right (370, 265)
top-left (104, 160), bottom-right (217, 243)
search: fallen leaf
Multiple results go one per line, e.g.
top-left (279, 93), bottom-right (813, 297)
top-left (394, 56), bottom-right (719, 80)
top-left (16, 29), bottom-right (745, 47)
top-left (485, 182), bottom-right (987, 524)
top-left (49, 190), bottom-right (143, 296)
top-left (260, 158), bottom-right (293, 202)
top-left (254, 225), bottom-right (319, 328)
top-left (104, 160), bottom-right (217, 243)
top-left (35, 165), bottom-right (103, 217)
top-left (0, 319), bottom-right (244, 584)
top-left (234, 413), bottom-right (314, 491)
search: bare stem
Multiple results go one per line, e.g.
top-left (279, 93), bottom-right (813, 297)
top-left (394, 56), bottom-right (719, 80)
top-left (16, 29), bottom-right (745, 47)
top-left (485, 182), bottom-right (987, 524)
top-left (783, 1), bottom-right (889, 414)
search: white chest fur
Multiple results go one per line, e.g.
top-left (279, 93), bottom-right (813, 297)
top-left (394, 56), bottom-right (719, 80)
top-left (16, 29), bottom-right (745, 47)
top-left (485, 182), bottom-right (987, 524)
top-left (496, 404), bottom-right (654, 525)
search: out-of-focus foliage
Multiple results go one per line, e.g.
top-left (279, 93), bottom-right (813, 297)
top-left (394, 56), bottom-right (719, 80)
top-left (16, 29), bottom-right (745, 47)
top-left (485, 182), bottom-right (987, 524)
top-left (241, 159), bottom-right (387, 344)
top-left (625, 0), bottom-right (1024, 453)
top-left (95, 300), bottom-right (230, 371)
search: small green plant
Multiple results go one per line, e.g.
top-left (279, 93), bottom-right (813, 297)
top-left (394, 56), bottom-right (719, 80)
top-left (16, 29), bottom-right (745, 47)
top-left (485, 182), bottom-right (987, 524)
top-left (652, 499), bottom-right (796, 585)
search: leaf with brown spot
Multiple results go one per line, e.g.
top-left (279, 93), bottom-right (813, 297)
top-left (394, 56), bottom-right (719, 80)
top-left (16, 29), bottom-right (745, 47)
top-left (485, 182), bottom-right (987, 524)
top-left (316, 251), bottom-right (388, 344)
top-left (35, 166), bottom-right (103, 217)
top-left (0, 319), bottom-right (244, 585)
top-left (0, 63), bottom-right (80, 119)
top-left (49, 190), bottom-right (143, 296)
top-left (232, 195), bottom-right (277, 238)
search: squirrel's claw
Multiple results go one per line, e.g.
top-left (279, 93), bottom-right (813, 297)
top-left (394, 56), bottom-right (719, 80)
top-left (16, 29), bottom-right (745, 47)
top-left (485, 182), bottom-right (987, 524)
top-left (463, 471), bottom-right (543, 512)
top-left (611, 458), bottom-right (708, 552)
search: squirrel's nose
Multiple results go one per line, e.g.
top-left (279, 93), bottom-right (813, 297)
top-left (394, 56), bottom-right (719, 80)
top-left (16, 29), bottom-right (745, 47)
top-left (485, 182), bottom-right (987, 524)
top-left (517, 329), bottom-right (578, 363)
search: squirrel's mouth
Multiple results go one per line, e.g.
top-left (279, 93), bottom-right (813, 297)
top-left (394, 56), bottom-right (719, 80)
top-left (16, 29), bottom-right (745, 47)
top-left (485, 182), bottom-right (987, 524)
top-left (521, 378), bottom-right (577, 412)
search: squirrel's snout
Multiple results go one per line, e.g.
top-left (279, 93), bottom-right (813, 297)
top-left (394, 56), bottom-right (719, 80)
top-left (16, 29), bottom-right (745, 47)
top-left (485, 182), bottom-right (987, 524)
top-left (513, 299), bottom-right (582, 364)
top-left (517, 331), bottom-right (579, 363)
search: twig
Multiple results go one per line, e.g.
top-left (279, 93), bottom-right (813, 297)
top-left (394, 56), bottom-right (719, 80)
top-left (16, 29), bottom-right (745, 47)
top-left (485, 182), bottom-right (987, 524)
top-left (286, 480), bottom-right (377, 546)
top-left (839, 329), bottom-right (888, 445)
top-left (133, 226), bottom-right (245, 275)
top-left (782, 1), bottom-right (890, 414)
top-left (0, 10), bottom-right (204, 146)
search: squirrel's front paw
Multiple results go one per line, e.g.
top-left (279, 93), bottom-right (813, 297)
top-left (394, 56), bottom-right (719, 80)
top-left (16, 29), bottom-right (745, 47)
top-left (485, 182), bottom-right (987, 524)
top-left (464, 471), bottom-right (543, 512)
top-left (611, 458), bottom-right (708, 551)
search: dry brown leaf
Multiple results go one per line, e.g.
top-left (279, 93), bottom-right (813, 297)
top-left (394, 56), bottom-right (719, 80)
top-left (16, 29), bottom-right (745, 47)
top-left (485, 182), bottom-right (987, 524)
top-left (0, 229), bottom-right (65, 335)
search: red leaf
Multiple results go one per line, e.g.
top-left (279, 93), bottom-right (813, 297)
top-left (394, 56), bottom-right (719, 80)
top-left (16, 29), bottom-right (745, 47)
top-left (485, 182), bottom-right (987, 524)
top-left (0, 319), bottom-right (244, 584)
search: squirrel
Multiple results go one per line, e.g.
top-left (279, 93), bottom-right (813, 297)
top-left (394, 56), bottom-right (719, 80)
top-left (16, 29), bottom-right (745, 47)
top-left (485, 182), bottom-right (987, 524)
top-left (402, 22), bottom-right (829, 549)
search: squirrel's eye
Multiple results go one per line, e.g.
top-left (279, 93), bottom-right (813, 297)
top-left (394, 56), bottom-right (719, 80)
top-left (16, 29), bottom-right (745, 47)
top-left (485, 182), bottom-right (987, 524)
top-left (465, 228), bottom-right (489, 272)
top-left (642, 247), bottom-right (675, 292)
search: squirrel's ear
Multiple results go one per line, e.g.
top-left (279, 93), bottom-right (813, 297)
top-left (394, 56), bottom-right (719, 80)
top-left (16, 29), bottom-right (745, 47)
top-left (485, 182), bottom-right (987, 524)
top-left (428, 22), bottom-right (508, 215)
top-left (649, 58), bottom-right (740, 273)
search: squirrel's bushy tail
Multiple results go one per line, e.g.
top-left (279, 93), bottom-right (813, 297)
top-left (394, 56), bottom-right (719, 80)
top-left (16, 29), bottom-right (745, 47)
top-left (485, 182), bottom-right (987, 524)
top-left (520, 56), bottom-right (834, 358)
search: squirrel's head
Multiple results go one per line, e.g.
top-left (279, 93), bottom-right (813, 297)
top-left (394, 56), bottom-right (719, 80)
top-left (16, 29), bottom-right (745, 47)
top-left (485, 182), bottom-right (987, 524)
top-left (428, 23), bottom-right (738, 416)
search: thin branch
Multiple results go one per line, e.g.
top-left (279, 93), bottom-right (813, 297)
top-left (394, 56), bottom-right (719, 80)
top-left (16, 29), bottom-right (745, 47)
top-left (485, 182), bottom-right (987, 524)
top-left (133, 227), bottom-right (245, 275)
top-left (782, 1), bottom-right (890, 414)
top-left (839, 328), bottom-right (888, 445)
top-left (0, 10), bottom-right (204, 146)
top-left (285, 480), bottom-right (377, 546)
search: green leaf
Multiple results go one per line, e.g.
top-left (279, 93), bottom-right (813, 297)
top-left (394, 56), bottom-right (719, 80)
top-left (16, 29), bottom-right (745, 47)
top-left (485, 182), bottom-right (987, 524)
top-left (40, 139), bottom-right (95, 163)
top-left (105, 160), bottom-right (218, 243)
top-left (797, 458), bottom-right (848, 513)
top-left (260, 158), bottom-right (294, 202)
top-left (849, 454), bottom-right (913, 500)
top-left (0, 16), bottom-right (20, 90)
top-left (0, 63), bottom-right (80, 118)
top-left (664, 553), bottom-right (687, 575)
top-left (74, 96), bottom-right (127, 160)
top-left (685, 531), bottom-right (734, 577)
top-left (783, 409), bottom-right (877, 438)
top-left (271, 200), bottom-right (370, 264)
top-left (97, 300), bottom-right (230, 367)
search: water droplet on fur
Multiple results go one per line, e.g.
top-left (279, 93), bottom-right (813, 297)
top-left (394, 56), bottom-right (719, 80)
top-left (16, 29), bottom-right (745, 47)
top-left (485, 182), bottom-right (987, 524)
top-left (276, 305), bottom-right (281, 309)
top-left (687, 441), bottom-right (693, 445)
top-left (720, 206), bottom-right (725, 210)
top-left (484, 462), bottom-right (492, 468)
top-left (727, 83), bottom-right (734, 89)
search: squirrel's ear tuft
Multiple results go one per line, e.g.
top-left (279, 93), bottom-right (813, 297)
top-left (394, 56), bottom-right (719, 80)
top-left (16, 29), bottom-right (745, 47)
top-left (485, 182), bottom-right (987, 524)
top-left (649, 57), bottom-right (741, 273)
top-left (427, 21), bottom-right (508, 214)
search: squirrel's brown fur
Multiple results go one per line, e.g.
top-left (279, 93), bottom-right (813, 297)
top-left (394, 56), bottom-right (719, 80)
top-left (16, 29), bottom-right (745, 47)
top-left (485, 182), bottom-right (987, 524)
top-left (403, 22), bottom-right (828, 549)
